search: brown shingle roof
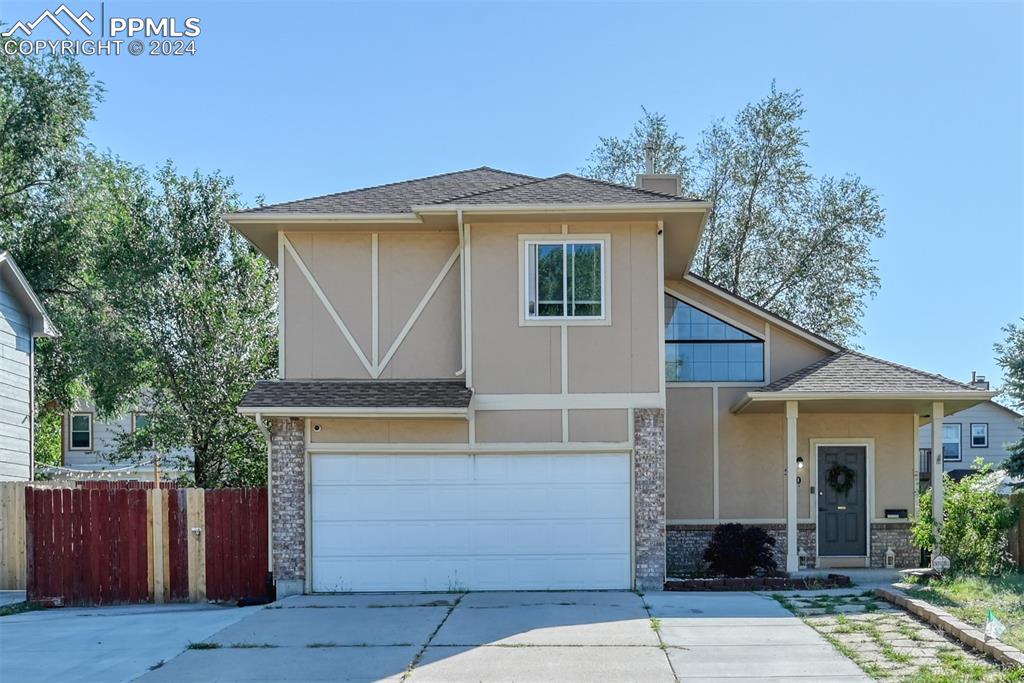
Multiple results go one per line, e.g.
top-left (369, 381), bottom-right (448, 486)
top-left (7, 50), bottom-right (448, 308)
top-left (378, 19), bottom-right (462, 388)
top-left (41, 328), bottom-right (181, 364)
top-left (237, 167), bottom-right (538, 215)
top-left (432, 174), bottom-right (698, 205)
top-left (237, 168), bottom-right (702, 216)
top-left (755, 351), bottom-right (982, 394)
top-left (239, 379), bottom-right (472, 409)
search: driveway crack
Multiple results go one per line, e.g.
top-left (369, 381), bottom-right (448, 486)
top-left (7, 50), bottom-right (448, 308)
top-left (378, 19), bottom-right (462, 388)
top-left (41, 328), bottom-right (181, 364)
top-left (640, 592), bottom-right (680, 683)
top-left (401, 592), bottom-right (465, 681)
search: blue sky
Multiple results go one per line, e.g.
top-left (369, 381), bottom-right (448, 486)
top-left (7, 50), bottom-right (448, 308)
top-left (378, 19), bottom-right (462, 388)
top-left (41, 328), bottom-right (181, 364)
top-left (7, 1), bottom-right (1023, 391)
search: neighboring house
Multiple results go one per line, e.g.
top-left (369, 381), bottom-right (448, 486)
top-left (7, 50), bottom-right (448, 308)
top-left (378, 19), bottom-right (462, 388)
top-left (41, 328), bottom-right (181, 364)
top-left (0, 252), bottom-right (58, 481)
top-left (58, 398), bottom-right (193, 481)
top-left (226, 167), bottom-right (992, 596)
top-left (917, 377), bottom-right (1021, 482)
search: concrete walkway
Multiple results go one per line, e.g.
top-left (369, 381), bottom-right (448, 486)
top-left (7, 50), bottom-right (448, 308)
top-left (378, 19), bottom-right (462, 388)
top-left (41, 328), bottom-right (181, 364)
top-left (0, 602), bottom-right (258, 683)
top-left (133, 591), bottom-right (869, 682)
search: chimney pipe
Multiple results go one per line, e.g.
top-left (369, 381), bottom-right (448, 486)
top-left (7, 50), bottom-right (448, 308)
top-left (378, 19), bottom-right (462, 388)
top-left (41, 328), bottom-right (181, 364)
top-left (969, 370), bottom-right (989, 391)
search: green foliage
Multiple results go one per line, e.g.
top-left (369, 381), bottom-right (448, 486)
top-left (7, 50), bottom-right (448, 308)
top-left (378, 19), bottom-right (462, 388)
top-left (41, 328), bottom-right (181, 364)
top-left (995, 317), bottom-right (1024, 485)
top-left (581, 84), bottom-right (885, 345)
top-left (97, 163), bottom-right (277, 487)
top-left (33, 410), bottom-right (61, 468)
top-left (911, 461), bottom-right (1018, 575)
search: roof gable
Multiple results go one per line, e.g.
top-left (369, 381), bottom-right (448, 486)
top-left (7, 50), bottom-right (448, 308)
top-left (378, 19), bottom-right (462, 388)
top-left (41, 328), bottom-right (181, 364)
top-left (0, 252), bottom-right (58, 338)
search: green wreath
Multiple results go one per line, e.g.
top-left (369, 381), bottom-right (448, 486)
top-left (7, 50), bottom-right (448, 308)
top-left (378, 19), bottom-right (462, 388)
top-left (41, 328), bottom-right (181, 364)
top-left (826, 463), bottom-right (856, 495)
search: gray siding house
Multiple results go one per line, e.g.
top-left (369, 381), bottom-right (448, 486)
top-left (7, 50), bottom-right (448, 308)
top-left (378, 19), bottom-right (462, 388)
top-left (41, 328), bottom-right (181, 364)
top-left (0, 252), bottom-right (58, 481)
top-left (918, 389), bottom-right (1021, 479)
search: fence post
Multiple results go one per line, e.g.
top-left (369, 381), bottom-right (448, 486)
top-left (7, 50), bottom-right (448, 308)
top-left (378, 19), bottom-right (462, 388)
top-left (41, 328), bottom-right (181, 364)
top-left (186, 488), bottom-right (206, 602)
top-left (150, 489), bottom-right (165, 604)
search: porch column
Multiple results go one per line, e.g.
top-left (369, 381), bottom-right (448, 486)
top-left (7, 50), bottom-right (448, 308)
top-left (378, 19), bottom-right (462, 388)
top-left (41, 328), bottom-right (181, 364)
top-left (931, 401), bottom-right (944, 552)
top-left (786, 400), bottom-right (799, 572)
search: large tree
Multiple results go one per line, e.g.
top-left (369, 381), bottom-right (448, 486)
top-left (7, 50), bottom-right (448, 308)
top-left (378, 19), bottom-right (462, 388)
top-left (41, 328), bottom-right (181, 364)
top-left (581, 85), bottom-right (885, 345)
top-left (97, 163), bottom-right (278, 487)
top-left (995, 317), bottom-right (1024, 485)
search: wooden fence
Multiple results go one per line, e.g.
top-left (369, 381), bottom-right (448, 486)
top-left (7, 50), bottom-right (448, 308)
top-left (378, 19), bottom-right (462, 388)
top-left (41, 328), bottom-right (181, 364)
top-left (1, 481), bottom-right (268, 605)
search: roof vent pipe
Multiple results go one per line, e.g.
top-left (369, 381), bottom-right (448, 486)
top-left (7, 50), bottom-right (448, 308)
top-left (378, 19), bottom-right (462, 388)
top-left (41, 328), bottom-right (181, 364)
top-left (969, 370), bottom-right (990, 391)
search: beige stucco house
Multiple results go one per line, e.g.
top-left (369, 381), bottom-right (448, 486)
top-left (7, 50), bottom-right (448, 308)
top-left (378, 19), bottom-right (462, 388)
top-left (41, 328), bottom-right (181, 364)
top-left (227, 167), bottom-right (993, 596)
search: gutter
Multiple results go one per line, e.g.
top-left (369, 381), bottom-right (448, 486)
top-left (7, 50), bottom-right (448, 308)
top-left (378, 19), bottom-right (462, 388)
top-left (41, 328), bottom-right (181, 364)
top-left (254, 412), bottom-right (273, 574)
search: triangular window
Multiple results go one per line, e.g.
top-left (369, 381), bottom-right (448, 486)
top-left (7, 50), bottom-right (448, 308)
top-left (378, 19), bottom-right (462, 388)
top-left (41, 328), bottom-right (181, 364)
top-left (664, 295), bottom-right (764, 382)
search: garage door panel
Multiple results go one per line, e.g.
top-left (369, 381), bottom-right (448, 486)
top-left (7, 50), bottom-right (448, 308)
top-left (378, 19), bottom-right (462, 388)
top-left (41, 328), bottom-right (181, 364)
top-left (311, 453), bottom-right (631, 591)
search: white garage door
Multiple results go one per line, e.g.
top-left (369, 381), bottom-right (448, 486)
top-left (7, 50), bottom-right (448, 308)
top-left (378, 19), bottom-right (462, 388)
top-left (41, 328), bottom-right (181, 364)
top-left (310, 453), bottom-right (631, 591)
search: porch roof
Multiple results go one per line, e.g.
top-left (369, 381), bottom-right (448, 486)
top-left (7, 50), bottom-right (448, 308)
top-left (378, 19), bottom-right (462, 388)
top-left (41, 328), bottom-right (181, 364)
top-left (733, 350), bottom-right (996, 416)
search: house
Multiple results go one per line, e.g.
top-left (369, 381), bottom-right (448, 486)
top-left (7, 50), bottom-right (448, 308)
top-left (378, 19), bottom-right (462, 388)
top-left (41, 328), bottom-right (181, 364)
top-left (0, 252), bottom-right (58, 481)
top-left (56, 398), bottom-right (193, 482)
top-left (917, 375), bottom-right (1021, 482)
top-left (226, 167), bottom-right (993, 596)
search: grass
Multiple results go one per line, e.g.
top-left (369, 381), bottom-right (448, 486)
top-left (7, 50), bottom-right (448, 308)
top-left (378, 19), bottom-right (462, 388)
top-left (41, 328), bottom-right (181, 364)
top-left (905, 573), bottom-right (1024, 650)
top-left (228, 643), bottom-right (277, 649)
top-left (186, 642), bottom-right (222, 650)
top-left (649, 617), bottom-right (661, 631)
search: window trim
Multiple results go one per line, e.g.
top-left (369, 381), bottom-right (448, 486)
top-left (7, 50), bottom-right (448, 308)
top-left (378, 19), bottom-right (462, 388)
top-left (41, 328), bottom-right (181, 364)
top-left (663, 293), bottom-right (766, 384)
top-left (518, 234), bottom-right (610, 326)
top-left (941, 422), bottom-right (962, 461)
top-left (69, 412), bottom-right (93, 451)
top-left (969, 422), bottom-right (989, 449)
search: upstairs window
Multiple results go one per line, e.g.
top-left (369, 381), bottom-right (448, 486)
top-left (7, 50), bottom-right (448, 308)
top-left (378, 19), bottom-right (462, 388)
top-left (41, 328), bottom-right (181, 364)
top-left (70, 413), bottom-right (92, 450)
top-left (942, 423), bottom-right (962, 461)
top-left (525, 240), bottom-right (605, 320)
top-left (970, 423), bottom-right (988, 448)
top-left (133, 413), bottom-right (154, 449)
top-left (665, 295), bottom-right (764, 382)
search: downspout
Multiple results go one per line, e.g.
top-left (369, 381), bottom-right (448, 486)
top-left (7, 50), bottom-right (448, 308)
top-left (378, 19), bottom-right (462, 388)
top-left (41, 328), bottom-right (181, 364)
top-left (255, 412), bottom-right (273, 573)
top-left (456, 209), bottom-right (466, 377)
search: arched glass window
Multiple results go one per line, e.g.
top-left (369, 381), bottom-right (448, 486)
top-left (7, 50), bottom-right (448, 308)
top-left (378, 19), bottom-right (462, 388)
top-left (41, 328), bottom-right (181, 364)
top-left (665, 295), bottom-right (764, 382)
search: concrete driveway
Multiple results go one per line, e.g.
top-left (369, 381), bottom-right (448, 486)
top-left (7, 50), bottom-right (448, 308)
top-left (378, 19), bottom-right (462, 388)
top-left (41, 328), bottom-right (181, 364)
top-left (135, 591), bottom-right (869, 682)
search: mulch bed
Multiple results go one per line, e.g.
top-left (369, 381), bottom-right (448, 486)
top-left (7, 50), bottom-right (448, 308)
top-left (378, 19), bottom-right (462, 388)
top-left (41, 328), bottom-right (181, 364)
top-left (664, 574), bottom-right (853, 591)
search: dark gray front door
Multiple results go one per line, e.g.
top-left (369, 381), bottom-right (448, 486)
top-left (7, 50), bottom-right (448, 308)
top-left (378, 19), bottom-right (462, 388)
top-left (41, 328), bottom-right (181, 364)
top-left (817, 446), bottom-right (867, 556)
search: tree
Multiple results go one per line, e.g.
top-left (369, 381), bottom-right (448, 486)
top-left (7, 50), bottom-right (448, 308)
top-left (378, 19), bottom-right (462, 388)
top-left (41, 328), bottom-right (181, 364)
top-left (580, 85), bottom-right (885, 345)
top-left (995, 317), bottom-right (1024, 484)
top-left (99, 163), bottom-right (278, 487)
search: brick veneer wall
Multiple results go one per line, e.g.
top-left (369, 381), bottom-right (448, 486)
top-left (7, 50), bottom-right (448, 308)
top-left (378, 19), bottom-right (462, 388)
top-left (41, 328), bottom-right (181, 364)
top-left (633, 408), bottom-right (666, 591)
top-left (667, 523), bottom-right (816, 576)
top-left (870, 522), bottom-right (917, 568)
top-left (270, 417), bottom-right (306, 594)
top-left (668, 521), bottom-right (917, 574)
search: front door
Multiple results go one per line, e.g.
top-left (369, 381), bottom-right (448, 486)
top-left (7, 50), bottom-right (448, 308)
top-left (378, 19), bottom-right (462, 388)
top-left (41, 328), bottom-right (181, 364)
top-left (817, 446), bottom-right (867, 556)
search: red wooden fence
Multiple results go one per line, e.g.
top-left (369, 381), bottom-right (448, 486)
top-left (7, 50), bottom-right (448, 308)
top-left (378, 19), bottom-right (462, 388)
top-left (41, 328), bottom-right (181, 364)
top-left (205, 488), bottom-right (268, 602)
top-left (24, 486), bottom-right (268, 605)
top-left (26, 487), bottom-right (150, 605)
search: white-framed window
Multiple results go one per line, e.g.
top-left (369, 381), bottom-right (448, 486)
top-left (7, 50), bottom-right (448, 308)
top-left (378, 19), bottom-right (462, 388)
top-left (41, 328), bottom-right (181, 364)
top-left (133, 412), bottom-right (154, 449)
top-left (942, 423), bottom-right (962, 461)
top-left (524, 239), bottom-right (606, 321)
top-left (70, 413), bottom-right (93, 450)
top-left (970, 423), bottom-right (989, 448)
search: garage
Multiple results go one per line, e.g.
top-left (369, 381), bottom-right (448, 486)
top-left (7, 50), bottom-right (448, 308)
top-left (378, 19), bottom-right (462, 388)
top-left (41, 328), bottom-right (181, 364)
top-left (310, 453), bottom-right (631, 591)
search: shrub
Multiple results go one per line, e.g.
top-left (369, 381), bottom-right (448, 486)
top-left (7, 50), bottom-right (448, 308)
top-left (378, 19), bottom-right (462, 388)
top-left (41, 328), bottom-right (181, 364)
top-left (911, 460), bottom-right (1019, 575)
top-left (703, 523), bottom-right (779, 577)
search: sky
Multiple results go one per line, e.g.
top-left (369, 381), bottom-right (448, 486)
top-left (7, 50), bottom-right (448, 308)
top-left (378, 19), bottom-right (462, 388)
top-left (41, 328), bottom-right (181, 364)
top-left (5, 0), bottom-right (1023, 392)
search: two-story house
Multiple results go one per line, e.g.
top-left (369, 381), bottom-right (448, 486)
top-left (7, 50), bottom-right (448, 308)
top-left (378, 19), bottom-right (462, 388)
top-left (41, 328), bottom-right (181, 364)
top-left (227, 168), bottom-right (992, 596)
top-left (0, 252), bottom-right (58, 481)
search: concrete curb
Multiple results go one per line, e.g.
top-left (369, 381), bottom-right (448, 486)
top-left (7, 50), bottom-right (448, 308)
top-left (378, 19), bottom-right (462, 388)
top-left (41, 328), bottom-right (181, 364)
top-left (873, 588), bottom-right (1024, 668)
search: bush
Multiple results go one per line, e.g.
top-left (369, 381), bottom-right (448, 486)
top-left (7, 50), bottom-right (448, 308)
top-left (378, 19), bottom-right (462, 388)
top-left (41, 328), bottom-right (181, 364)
top-left (911, 460), bottom-right (1019, 575)
top-left (703, 523), bottom-right (779, 577)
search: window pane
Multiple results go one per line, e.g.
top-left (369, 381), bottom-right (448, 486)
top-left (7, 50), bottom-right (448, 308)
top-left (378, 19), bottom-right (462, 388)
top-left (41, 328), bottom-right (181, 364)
top-left (665, 341), bottom-right (763, 382)
top-left (942, 424), bottom-right (961, 459)
top-left (134, 414), bottom-right (151, 431)
top-left (971, 424), bottom-right (987, 446)
top-left (568, 243), bottom-right (602, 317)
top-left (664, 295), bottom-right (758, 341)
top-left (71, 414), bottom-right (91, 449)
top-left (535, 244), bottom-right (564, 317)
top-left (71, 414), bottom-right (90, 433)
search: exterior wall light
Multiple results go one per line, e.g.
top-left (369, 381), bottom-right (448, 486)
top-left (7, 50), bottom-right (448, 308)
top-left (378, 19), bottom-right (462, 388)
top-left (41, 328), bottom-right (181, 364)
top-left (796, 456), bottom-right (804, 470)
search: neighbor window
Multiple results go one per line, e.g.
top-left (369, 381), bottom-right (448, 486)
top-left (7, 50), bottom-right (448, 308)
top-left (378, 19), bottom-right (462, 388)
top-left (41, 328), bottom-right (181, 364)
top-left (664, 295), bottom-right (764, 382)
top-left (70, 413), bottom-right (92, 450)
top-left (133, 413), bottom-right (153, 449)
top-left (970, 423), bottom-right (988, 448)
top-left (525, 240), bottom-right (605, 319)
top-left (942, 423), bottom-right (962, 461)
